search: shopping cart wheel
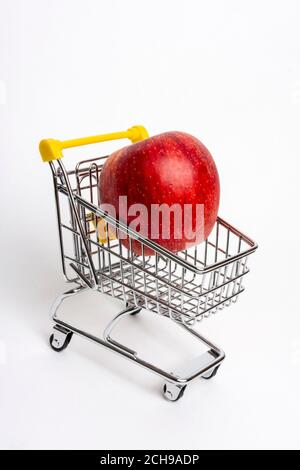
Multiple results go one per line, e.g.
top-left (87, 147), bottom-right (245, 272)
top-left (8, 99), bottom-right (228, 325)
top-left (162, 382), bottom-right (186, 402)
top-left (201, 365), bottom-right (220, 380)
top-left (49, 330), bottom-right (73, 352)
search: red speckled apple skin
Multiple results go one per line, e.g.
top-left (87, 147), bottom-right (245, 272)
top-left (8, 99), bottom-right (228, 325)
top-left (99, 131), bottom-right (220, 256)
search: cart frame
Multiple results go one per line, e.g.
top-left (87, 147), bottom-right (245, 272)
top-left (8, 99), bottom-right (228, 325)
top-left (40, 126), bottom-right (257, 401)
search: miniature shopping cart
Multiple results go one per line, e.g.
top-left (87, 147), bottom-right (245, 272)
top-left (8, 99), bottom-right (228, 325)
top-left (39, 125), bottom-right (257, 401)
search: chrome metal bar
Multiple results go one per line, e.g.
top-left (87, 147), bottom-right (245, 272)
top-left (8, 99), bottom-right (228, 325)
top-left (69, 262), bottom-right (94, 289)
top-left (103, 306), bottom-right (141, 357)
top-left (50, 285), bottom-right (88, 320)
top-left (51, 287), bottom-right (225, 386)
top-left (57, 160), bottom-right (98, 286)
top-left (49, 163), bottom-right (68, 281)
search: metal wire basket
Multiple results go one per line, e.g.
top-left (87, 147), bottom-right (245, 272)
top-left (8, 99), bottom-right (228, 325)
top-left (40, 126), bottom-right (257, 401)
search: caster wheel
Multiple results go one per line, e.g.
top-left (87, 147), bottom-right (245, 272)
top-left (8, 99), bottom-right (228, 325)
top-left (163, 382), bottom-right (186, 402)
top-left (202, 365), bottom-right (220, 380)
top-left (49, 331), bottom-right (73, 352)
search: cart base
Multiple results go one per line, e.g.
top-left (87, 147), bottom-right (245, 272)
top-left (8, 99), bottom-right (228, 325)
top-left (49, 285), bottom-right (225, 402)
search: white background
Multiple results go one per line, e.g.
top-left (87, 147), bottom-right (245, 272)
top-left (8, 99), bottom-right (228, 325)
top-left (0, 0), bottom-right (300, 450)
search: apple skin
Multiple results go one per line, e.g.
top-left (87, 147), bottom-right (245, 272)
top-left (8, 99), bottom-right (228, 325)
top-left (99, 131), bottom-right (220, 255)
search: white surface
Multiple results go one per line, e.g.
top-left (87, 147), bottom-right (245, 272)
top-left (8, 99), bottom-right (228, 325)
top-left (0, 0), bottom-right (300, 450)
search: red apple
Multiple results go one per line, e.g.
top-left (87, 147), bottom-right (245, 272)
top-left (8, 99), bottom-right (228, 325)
top-left (99, 131), bottom-right (220, 255)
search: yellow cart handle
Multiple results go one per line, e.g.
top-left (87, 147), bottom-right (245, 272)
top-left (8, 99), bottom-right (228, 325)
top-left (39, 125), bottom-right (149, 162)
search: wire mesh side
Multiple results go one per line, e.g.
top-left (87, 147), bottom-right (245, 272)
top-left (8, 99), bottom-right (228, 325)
top-left (50, 156), bottom-right (255, 324)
